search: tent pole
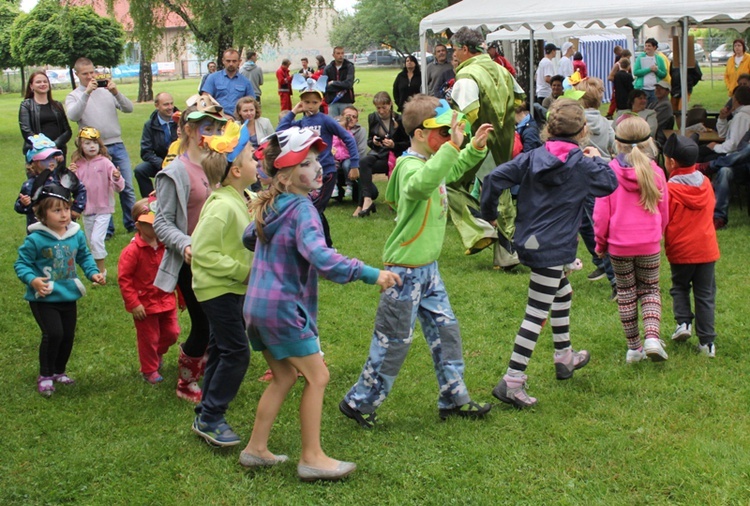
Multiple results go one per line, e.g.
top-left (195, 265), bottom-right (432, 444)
top-left (680, 16), bottom-right (688, 136)
top-left (530, 29), bottom-right (535, 105)
top-left (708, 27), bottom-right (713, 88)
top-left (421, 31), bottom-right (428, 92)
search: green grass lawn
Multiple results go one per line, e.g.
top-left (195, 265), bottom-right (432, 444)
top-left (2, 68), bottom-right (750, 505)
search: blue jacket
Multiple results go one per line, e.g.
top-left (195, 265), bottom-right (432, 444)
top-left (15, 167), bottom-right (87, 231)
top-left (481, 139), bottom-right (618, 268)
top-left (15, 221), bottom-right (99, 302)
top-left (140, 109), bottom-right (178, 169)
top-left (277, 112), bottom-right (360, 175)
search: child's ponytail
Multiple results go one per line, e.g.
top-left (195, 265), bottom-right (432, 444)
top-left (250, 138), bottom-right (283, 244)
top-left (614, 116), bottom-right (662, 213)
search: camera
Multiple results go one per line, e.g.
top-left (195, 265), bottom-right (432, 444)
top-left (96, 79), bottom-right (108, 88)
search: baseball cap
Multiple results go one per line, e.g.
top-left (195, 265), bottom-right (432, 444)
top-left (26, 134), bottom-right (63, 163)
top-left (561, 42), bottom-right (574, 54)
top-left (655, 80), bottom-right (670, 90)
top-left (662, 133), bottom-right (699, 167)
top-left (545, 43), bottom-right (560, 53)
top-left (256, 127), bottom-right (327, 176)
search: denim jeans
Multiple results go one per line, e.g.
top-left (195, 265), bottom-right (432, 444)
top-left (328, 102), bottom-right (352, 119)
top-left (712, 166), bottom-right (733, 221)
top-left (579, 195), bottom-right (615, 285)
top-left (106, 142), bottom-right (136, 234)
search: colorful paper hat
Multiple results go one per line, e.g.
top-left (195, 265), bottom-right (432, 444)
top-left (132, 196), bottom-right (157, 224)
top-left (26, 134), bottom-right (62, 163)
top-left (292, 74), bottom-right (328, 99)
top-left (256, 127), bottom-right (326, 174)
top-left (185, 94), bottom-right (228, 122)
top-left (421, 99), bottom-right (472, 134)
top-left (78, 127), bottom-right (100, 140)
top-left (32, 182), bottom-right (71, 205)
top-left (562, 71), bottom-right (586, 101)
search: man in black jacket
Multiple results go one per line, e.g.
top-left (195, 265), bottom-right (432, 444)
top-left (134, 93), bottom-right (177, 197)
top-left (324, 46), bottom-right (355, 118)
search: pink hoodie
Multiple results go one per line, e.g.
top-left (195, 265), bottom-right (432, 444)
top-left (593, 155), bottom-right (669, 257)
top-left (74, 154), bottom-right (125, 215)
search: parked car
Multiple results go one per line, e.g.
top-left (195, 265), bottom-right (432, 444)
top-left (367, 50), bottom-right (403, 65)
top-left (354, 54), bottom-right (369, 65)
top-left (411, 51), bottom-right (434, 65)
top-left (711, 43), bottom-right (733, 64)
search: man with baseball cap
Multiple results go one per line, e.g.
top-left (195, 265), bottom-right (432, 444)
top-left (488, 41), bottom-right (517, 77)
top-left (558, 42), bottom-right (575, 78)
top-left (649, 80), bottom-right (674, 145)
top-left (536, 43), bottom-right (559, 105)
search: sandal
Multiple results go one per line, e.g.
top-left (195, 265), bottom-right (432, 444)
top-left (438, 400), bottom-right (492, 420)
top-left (37, 376), bottom-right (55, 397)
top-left (52, 373), bottom-right (75, 385)
top-left (339, 400), bottom-right (378, 429)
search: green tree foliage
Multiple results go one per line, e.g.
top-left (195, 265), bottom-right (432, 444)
top-left (10, 0), bottom-right (125, 88)
top-left (0, 1), bottom-right (21, 70)
top-left (330, 0), bottom-right (447, 56)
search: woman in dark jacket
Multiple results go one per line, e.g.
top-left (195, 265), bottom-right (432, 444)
top-left (392, 55), bottom-right (422, 113)
top-left (352, 91), bottom-right (409, 217)
top-left (19, 71), bottom-right (72, 160)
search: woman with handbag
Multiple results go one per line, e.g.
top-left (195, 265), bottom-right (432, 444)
top-left (352, 92), bottom-right (409, 217)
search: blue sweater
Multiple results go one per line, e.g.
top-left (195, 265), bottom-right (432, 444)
top-left (481, 139), bottom-right (618, 268)
top-left (15, 167), bottom-right (87, 231)
top-left (277, 112), bottom-right (360, 175)
top-left (15, 221), bottom-right (99, 302)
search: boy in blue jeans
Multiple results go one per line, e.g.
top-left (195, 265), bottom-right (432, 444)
top-left (341, 96), bottom-right (493, 427)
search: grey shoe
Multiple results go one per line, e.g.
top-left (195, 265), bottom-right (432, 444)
top-left (587, 267), bottom-right (606, 281)
top-left (671, 323), bottom-right (692, 342)
top-left (298, 461), bottom-right (357, 482)
top-left (492, 374), bottom-right (537, 409)
top-left (239, 451), bottom-right (289, 468)
top-left (554, 348), bottom-right (590, 380)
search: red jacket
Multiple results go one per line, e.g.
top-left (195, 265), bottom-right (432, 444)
top-left (493, 54), bottom-right (517, 77)
top-left (118, 234), bottom-right (177, 314)
top-left (665, 166), bottom-right (720, 264)
top-left (276, 66), bottom-right (292, 93)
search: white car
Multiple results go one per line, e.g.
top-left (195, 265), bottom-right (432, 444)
top-left (411, 51), bottom-right (434, 65)
top-left (710, 43), bottom-right (733, 64)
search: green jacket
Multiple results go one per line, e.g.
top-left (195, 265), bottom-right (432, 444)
top-left (191, 185), bottom-right (252, 302)
top-left (453, 53), bottom-right (520, 181)
top-left (633, 53), bottom-right (668, 89)
top-left (383, 141), bottom-right (487, 266)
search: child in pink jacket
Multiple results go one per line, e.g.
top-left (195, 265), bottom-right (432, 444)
top-left (594, 116), bottom-right (669, 363)
top-left (70, 127), bottom-right (124, 280)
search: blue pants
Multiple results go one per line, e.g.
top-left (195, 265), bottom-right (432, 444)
top-left (344, 262), bottom-right (471, 413)
top-left (579, 194), bottom-right (615, 285)
top-left (106, 142), bottom-right (136, 234)
top-left (328, 102), bottom-right (352, 118)
top-left (710, 144), bottom-right (750, 222)
top-left (197, 293), bottom-right (250, 424)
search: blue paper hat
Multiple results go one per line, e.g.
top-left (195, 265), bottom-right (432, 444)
top-left (26, 134), bottom-right (62, 163)
top-left (292, 74), bottom-right (328, 98)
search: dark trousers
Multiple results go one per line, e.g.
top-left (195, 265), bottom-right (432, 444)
top-left (358, 154), bottom-right (388, 206)
top-left (579, 195), bottom-right (615, 285)
top-left (176, 262), bottom-right (210, 358)
top-left (134, 161), bottom-right (161, 198)
top-left (197, 293), bottom-right (250, 423)
top-left (30, 301), bottom-right (77, 377)
top-left (311, 172), bottom-right (336, 247)
top-left (670, 262), bottom-right (716, 345)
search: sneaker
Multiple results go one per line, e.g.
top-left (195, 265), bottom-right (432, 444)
top-left (564, 258), bottom-right (583, 274)
top-left (37, 376), bottom-right (55, 397)
top-left (331, 186), bottom-right (339, 198)
top-left (344, 185), bottom-right (352, 198)
top-left (143, 371), bottom-right (164, 384)
top-left (643, 338), bottom-right (668, 362)
top-left (554, 348), bottom-right (590, 380)
top-left (192, 417), bottom-right (241, 447)
top-left (587, 267), bottom-right (606, 281)
top-left (713, 217), bottom-right (727, 230)
top-left (609, 284), bottom-right (618, 301)
top-left (492, 374), bottom-right (537, 409)
top-left (339, 400), bottom-right (378, 429)
top-left (671, 323), bottom-right (692, 342)
top-left (626, 347), bottom-right (646, 363)
top-left (698, 342), bottom-right (716, 358)
top-left (438, 400), bottom-right (492, 420)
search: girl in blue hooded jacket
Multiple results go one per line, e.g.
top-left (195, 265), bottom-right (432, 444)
top-left (480, 98), bottom-right (618, 408)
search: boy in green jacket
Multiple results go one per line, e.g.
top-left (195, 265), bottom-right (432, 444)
top-left (190, 122), bottom-right (257, 447)
top-left (341, 95), bottom-right (493, 428)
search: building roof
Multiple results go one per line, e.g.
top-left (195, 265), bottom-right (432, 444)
top-left (64, 0), bottom-right (187, 30)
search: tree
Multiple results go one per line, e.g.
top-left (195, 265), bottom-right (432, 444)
top-left (0, 1), bottom-right (22, 72)
top-left (10, 0), bottom-right (125, 89)
top-left (329, 0), bottom-right (447, 57)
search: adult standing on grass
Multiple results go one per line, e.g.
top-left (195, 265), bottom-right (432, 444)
top-left (723, 39), bottom-right (750, 97)
top-left (65, 57), bottom-right (137, 238)
top-left (200, 49), bottom-right (255, 116)
top-left (392, 55), bottom-right (422, 113)
top-left (19, 71), bottom-right (72, 162)
top-left (633, 39), bottom-right (667, 106)
top-left (425, 44), bottom-right (452, 97)
top-left (240, 51), bottom-right (264, 104)
top-left (324, 46), bottom-right (355, 118)
top-left (199, 61), bottom-right (216, 92)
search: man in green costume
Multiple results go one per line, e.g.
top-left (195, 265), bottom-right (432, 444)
top-left (450, 26), bottom-right (523, 268)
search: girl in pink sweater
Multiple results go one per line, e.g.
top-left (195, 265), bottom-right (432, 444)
top-left (70, 127), bottom-right (124, 279)
top-left (593, 116), bottom-right (669, 363)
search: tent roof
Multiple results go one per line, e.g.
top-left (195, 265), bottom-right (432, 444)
top-left (420, 0), bottom-right (750, 35)
top-left (486, 27), bottom-right (632, 43)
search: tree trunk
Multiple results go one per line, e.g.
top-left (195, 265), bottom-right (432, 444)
top-left (138, 49), bottom-right (153, 102)
top-left (69, 67), bottom-right (76, 90)
top-left (215, 17), bottom-right (234, 69)
top-left (20, 66), bottom-right (25, 96)
top-left (514, 40), bottom-right (531, 97)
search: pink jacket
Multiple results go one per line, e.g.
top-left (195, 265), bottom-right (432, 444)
top-left (593, 155), bottom-right (669, 257)
top-left (74, 155), bottom-right (125, 215)
top-left (332, 133), bottom-right (352, 162)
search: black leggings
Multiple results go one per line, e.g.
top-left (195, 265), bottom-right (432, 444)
top-left (177, 262), bottom-right (210, 358)
top-left (358, 154), bottom-right (389, 206)
top-left (30, 301), bottom-right (77, 377)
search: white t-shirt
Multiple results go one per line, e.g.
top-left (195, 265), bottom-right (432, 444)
top-left (558, 56), bottom-right (574, 78)
top-left (536, 57), bottom-right (556, 98)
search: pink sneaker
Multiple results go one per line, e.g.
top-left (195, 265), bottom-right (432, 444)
top-left (554, 348), bottom-right (590, 380)
top-left (143, 371), bottom-right (164, 384)
top-left (492, 374), bottom-right (537, 409)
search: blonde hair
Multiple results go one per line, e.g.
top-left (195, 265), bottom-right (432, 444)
top-left (201, 151), bottom-right (229, 187)
top-left (576, 77), bottom-right (604, 109)
top-left (235, 96), bottom-right (260, 120)
top-left (251, 137), bottom-right (285, 244)
top-left (614, 116), bottom-right (662, 213)
top-left (71, 133), bottom-right (110, 163)
top-left (401, 94), bottom-right (439, 135)
top-left (543, 98), bottom-right (588, 144)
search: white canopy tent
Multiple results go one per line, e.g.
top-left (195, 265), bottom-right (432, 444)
top-left (419, 0), bottom-right (750, 133)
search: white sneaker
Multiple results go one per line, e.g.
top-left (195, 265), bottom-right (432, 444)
top-left (626, 348), bottom-right (646, 363)
top-left (331, 187), bottom-right (339, 198)
top-left (644, 338), bottom-right (668, 362)
top-left (671, 323), bottom-right (692, 342)
top-left (698, 342), bottom-right (716, 358)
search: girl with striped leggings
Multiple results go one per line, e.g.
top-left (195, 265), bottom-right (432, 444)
top-left (480, 99), bottom-right (618, 408)
top-left (594, 116), bottom-right (669, 363)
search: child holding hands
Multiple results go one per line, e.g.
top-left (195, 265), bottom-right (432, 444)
top-left (240, 127), bottom-right (400, 481)
top-left (342, 96), bottom-right (493, 426)
top-left (662, 134), bottom-right (720, 357)
top-left (15, 183), bottom-right (104, 396)
top-left (481, 98), bottom-right (618, 408)
top-left (594, 116), bottom-right (669, 363)
top-left (118, 198), bottom-right (180, 384)
top-left (70, 127), bottom-right (124, 279)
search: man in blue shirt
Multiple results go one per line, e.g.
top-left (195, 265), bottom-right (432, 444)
top-left (200, 49), bottom-right (255, 116)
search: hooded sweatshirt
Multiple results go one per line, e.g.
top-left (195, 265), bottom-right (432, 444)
top-left (665, 166), bottom-right (720, 264)
top-left (583, 109), bottom-right (615, 161)
top-left (243, 193), bottom-right (378, 359)
top-left (481, 139), bottom-right (618, 268)
top-left (15, 221), bottom-right (99, 302)
top-left (593, 154), bottom-right (669, 257)
top-left (239, 60), bottom-right (263, 98)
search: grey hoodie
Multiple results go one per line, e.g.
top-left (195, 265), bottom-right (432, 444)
top-left (583, 109), bottom-right (615, 161)
top-left (240, 61), bottom-right (264, 97)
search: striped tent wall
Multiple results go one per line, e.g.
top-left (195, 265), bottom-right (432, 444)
top-left (577, 35), bottom-right (628, 104)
